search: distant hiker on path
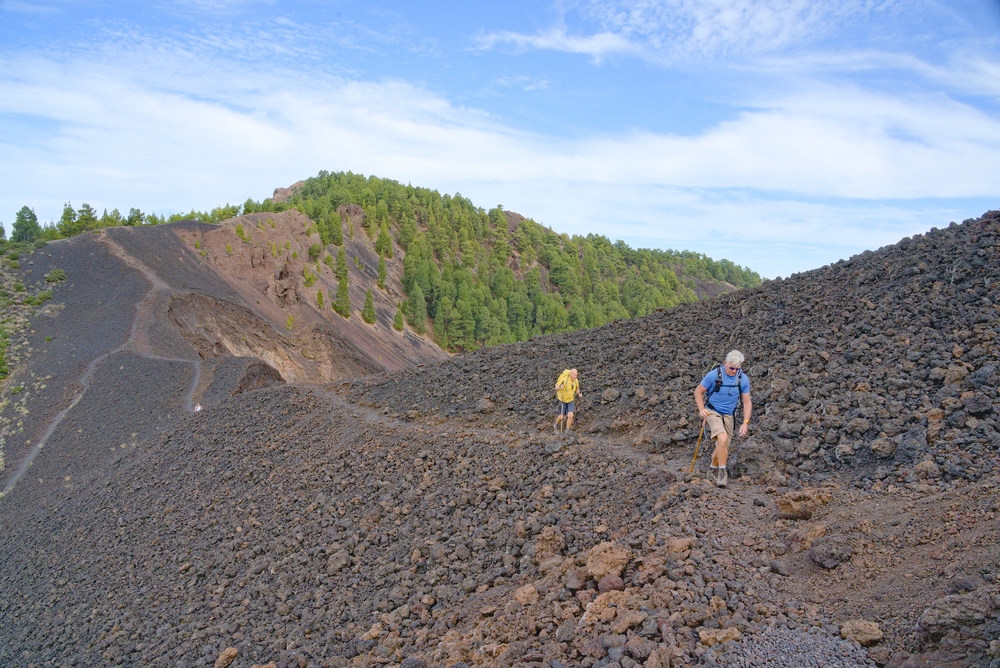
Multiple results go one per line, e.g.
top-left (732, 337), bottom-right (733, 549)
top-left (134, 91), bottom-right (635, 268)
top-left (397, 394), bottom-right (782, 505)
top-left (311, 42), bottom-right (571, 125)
top-left (694, 350), bottom-right (752, 488)
top-left (555, 368), bottom-right (582, 433)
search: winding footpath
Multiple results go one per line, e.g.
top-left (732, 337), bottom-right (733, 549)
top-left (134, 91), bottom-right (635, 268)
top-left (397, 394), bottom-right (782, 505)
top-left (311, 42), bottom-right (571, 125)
top-left (1, 236), bottom-right (203, 497)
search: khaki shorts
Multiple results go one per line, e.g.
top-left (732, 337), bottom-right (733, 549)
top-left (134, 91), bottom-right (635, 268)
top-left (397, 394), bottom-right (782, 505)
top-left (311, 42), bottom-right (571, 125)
top-left (705, 411), bottom-right (734, 439)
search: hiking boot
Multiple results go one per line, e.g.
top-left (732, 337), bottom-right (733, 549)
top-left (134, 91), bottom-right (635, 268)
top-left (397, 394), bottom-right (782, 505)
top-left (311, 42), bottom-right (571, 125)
top-left (708, 464), bottom-right (718, 481)
top-left (716, 467), bottom-right (728, 488)
top-left (554, 422), bottom-right (560, 434)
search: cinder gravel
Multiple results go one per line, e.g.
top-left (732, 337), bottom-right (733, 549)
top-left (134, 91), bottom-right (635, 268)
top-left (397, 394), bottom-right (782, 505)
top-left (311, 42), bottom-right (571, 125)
top-left (0, 213), bottom-right (998, 667)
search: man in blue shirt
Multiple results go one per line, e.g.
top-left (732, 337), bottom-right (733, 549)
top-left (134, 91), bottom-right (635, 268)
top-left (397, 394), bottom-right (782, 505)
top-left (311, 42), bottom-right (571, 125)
top-left (693, 350), bottom-right (752, 488)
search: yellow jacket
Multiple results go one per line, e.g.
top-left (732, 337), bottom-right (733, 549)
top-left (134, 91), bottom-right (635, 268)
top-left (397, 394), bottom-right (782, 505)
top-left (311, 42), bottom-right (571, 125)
top-left (555, 370), bottom-right (579, 403)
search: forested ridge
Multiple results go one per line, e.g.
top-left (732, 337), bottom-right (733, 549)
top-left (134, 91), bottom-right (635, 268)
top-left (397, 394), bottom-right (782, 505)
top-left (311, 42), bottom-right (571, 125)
top-left (8, 170), bottom-right (761, 352)
top-left (283, 171), bottom-right (761, 351)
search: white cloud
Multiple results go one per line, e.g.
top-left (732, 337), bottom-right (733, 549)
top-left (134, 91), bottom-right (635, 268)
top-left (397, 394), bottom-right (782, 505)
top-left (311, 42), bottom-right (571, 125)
top-left (1, 28), bottom-right (997, 277)
top-left (479, 0), bottom-right (895, 62)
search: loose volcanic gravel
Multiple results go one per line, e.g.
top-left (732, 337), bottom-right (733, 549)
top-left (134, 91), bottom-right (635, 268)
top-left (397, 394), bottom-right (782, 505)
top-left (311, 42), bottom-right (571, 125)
top-left (703, 626), bottom-right (874, 667)
top-left (0, 213), bottom-right (999, 668)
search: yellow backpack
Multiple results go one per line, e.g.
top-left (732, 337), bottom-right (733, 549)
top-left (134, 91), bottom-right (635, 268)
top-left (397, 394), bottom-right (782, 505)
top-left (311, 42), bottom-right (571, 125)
top-left (555, 369), bottom-right (572, 396)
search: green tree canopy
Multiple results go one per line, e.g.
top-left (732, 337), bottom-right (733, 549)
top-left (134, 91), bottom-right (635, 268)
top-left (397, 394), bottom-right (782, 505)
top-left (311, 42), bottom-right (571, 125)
top-left (12, 206), bottom-right (41, 243)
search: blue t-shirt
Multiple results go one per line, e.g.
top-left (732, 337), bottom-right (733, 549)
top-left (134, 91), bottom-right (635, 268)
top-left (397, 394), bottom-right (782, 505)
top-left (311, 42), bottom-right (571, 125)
top-left (700, 367), bottom-right (750, 415)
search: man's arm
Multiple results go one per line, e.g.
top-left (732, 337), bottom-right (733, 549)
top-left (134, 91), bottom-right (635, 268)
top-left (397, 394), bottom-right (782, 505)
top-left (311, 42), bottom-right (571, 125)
top-left (739, 393), bottom-right (752, 437)
top-left (694, 384), bottom-right (709, 419)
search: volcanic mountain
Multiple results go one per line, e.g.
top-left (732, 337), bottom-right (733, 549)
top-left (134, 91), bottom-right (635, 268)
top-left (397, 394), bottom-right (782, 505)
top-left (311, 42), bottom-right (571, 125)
top-left (0, 211), bottom-right (997, 668)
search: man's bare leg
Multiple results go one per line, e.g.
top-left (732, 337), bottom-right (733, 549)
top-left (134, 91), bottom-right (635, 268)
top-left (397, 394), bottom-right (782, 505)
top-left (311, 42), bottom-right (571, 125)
top-left (566, 411), bottom-right (575, 431)
top-left (712, 432), bottom-right (730, 468)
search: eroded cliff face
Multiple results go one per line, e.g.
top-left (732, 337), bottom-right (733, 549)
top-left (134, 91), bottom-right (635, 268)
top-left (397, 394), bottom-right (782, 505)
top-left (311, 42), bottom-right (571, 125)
top-left (166, 291), bottom-right (381, 383)
top-left (173, 210), bottom-right (449, 378)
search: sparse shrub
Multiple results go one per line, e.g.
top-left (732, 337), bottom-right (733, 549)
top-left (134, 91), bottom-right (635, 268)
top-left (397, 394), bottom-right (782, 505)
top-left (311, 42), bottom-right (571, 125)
top-left (194, 239), bottom-right (201, 249)
top-left (44, 269), bottom-right (66, 283)
top-left (13, 283), bottom-right (25, 292)
top-left (285, 315), bottom-right (294, 331)
top-left (8, 252), bottom-right (18, 261)
top-left (292, 251), bottom-right (298, 260)
top-left (10, 385), bottom-right (23, 394)
top-left (362, 289), bottom-right (376, 324)
top-left (302, 266), bottom-right (316, 288)
top-left (9, 261), bottom-right (18, 270)
top-left (235, 223), bottom-right (246, 241)
top-left (268, 218), bottom-right (275, 228)
top-left (225, 243), bottom-right (232, 256)
top-left (316, 290), bottom-right (324, 309)
top-left (24, 290), bottom-right (52, 306)
top-left (353, 255), bottom-right (361, 269)
top-left (308, 243), bottom-right (322, 262)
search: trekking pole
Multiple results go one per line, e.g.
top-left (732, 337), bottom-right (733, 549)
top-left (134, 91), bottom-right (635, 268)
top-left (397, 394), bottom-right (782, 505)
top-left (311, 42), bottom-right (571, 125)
top-left (689, 419), bottom-right (706, 473)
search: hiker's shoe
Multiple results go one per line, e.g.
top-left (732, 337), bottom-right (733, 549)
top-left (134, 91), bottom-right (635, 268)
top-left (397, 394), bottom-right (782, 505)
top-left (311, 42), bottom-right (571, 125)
top-left (708, 465), bottom-right (718, 481)
top-left (716, 467), bottom-right (728, 488)
top-left (554, 423), bottom-right (560, 434)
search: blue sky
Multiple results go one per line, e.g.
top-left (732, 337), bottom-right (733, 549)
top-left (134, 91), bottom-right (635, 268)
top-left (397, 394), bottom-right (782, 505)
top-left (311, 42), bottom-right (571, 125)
top-left (1, 1), bottom-right (999, 278)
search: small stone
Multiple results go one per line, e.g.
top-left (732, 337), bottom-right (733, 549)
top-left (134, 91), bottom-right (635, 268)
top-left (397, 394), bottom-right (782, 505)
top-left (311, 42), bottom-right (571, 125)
top-left (555, 620), bottom-right (576, 642)
top-left (400, 658), bottom-right (427, 668)
top-left (809, 536), bottom-right (853, 569)
top-left (327, 550), bottom-right (351, 574)
top-left (698, 627), bottom-right (742, 646)
top-left (840, 619), bottom-right (883, 646)
top-left (513, 584), bottom-right (539, 605)
top-left (602, 388), bottom-right (621, 402)
top-left (598, 574), bottom-right (625, 592)
top-left (776, 498), bottom-right (812, 520)
top-left (870, 438), bottom-right (896, 458)
top-left (586, 542), bottom-right (632, 580)
top-left (944, 365), bottom-right (969, 384)
top-left (769, 560), bottom-right (790, 576)
top-left (868, 647), bottom-right (892, 665)
top-left (835, 441), bottom-right (855, 461)
top-left (214, 647), bottom-right (238, 668)
top-left (475, 397), bottom-right (494, 413)
top-left (914, 459), bottom-right (941, 479)
top-left (563, 568), bottom-right (588, 591)
top-left (534, 526), bottom-right (566, 562)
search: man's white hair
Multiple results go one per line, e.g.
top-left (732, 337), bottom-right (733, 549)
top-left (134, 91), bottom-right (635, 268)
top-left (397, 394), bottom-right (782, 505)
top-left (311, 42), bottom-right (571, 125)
top-left (725, 350), bottom-right (745, 366)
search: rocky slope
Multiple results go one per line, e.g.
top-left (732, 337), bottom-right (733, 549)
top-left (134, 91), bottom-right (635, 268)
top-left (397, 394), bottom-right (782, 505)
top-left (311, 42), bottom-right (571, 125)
top-left (0, 212), bottom-right (997, 668)
top-left (351, 212), bottom-right (1000, 488)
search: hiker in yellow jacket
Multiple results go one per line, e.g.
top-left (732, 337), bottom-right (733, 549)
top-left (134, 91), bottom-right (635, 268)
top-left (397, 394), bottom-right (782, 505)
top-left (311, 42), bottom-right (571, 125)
top-left (554, 368), bottom-right (582, 433)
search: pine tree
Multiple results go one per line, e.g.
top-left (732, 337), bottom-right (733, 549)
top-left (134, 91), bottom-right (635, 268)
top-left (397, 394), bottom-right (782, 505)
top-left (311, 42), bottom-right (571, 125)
top-left (332, 212), bottom-right (344, 245)
top-left (12, 206), bottom-right (41, 243)
top-left (335, 246), bottom-right (348, 280)
top-left (408, 284), bottom-right (427, 333)
top-left (362, 289), bottom-right (376, 324)
top-left (393, 304), bottom-right (405, 331)
top-left (334, 276), bottom-right (351, 317)
top-left (57, 202), bottom-right (78, 237)
top-left (375, 222), bottom-right (393, 258)
top-left (377, 255), bottom-right (387, 290)
top-left (316, 290), bottom-right (324, 309)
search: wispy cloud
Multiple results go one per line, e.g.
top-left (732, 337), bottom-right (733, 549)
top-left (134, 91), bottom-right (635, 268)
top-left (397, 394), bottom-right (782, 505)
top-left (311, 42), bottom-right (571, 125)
top-left (0, 14), bottom-right (997, 277)
top-left (495, 74), bottom-right (551, 91)
top-left (477, 27), bottom-right (637, 62)
top-left (479, 0), bottom-right (895, 63)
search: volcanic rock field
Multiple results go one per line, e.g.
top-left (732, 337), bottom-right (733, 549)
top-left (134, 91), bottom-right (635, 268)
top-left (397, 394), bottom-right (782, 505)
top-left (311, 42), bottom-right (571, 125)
top-left (1, 212), bottom-right (999, 668)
